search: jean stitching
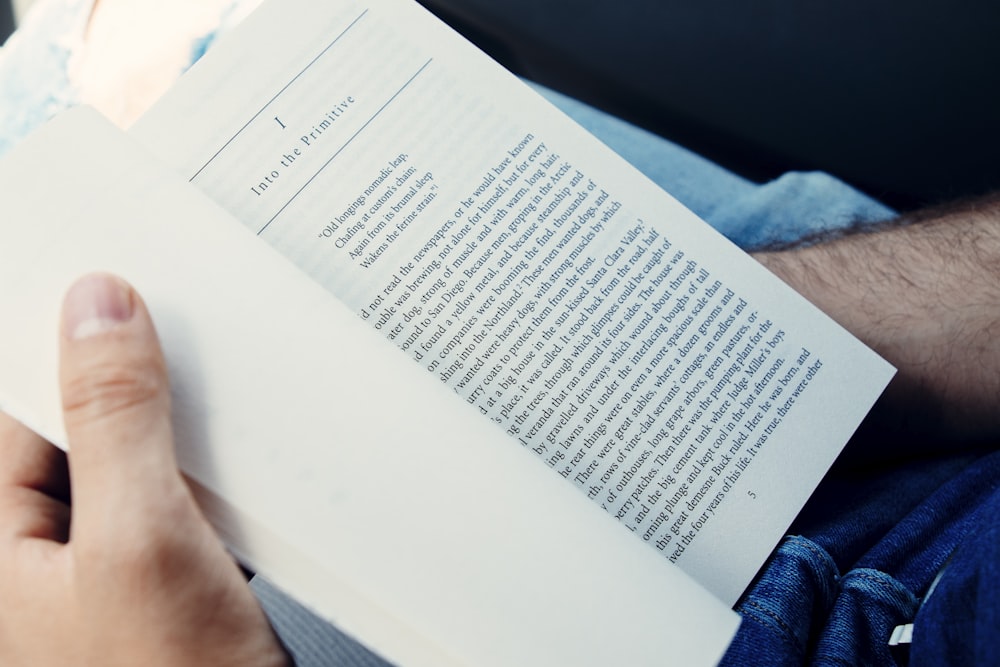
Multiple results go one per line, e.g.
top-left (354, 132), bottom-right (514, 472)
top-left (734, 536), bottom-right (842, 656)
top-left (742, 598), bottom-right (805, 659)
top-left (844, 569), bottom-right (908, 593)
top-left (796, 537), bottom-right (839, 575)
top-left (794, 536), bottom-right (842, 593)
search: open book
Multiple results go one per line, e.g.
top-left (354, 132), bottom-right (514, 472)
top-left (0, 0), bottom-right (894, 665)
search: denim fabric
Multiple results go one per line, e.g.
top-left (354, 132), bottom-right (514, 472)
top-left (530, 84), bottom-right (896, 249)
top-left (720, 536), bottom-right (920, 667)
top-left (2, 3), bottom-right (997, 666)
top-left (0, 0), bottom-right (90, 156)
top-left (911, 460), bottom-right (1000, 667)
top-left (723, 452), bottom-right (1000, 667)
top-left (0, 0), bottom-right (259, 157)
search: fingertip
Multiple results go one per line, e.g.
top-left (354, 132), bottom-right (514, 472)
top-left (62, 273), bottom-right (135, 341)
top-left (58, 272), bottom-right (168, 429)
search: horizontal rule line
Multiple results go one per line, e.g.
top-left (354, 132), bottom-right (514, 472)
top-left (256, 58), bottom-right (434, 236)
top-left (190, 9), bottom-right (370, 182)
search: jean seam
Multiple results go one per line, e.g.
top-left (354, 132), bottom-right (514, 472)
top-left (843, 568), bottom-right (909, 593)
top-left (744, 598), bottom-right (812, 662)
top-left (794, 535), bottom-right (842, 591)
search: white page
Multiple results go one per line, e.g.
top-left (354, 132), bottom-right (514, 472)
top-left (131, 0), bottom-right (895, 605)
top-left (0, 108), bottom-right (737, 667)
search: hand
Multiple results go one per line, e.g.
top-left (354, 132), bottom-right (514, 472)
top-left (0, 273), bottom-right (291, 666)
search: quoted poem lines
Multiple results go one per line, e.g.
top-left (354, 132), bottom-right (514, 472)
top-left (317, 153), bottom-right (439, 269)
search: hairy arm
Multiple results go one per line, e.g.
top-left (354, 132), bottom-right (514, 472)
top-left (754, 194), bottom-right (1000, 448)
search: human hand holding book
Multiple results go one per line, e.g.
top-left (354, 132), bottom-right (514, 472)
top-left (0, 273), bottom-right (290, 667)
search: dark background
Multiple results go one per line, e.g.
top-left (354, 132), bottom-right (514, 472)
top-left (0, 1), bottom-right (12, 47)
top-left (417, 0), bottom-right (1000, 211)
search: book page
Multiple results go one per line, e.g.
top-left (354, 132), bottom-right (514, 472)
top-left (0, 108), bottom-right (738, 667)
top-left (132, 0), bottom-right (894, 605)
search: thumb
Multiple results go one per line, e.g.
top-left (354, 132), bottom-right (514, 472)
top-left (59, 273), bottom-right (182, 532)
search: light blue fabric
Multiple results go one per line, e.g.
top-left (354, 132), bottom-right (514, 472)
top-left (0, 0), bottom-right (254, 156)
top-left (529, 83), bottom-right (895, 249)
top-left (0, 0), bottom-right (89, 157)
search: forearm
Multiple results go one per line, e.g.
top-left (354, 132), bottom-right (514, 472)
top-left (754, 194), bottom-right (1000, 443)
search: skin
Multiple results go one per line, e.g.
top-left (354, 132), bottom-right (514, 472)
top-left (0, 273), bottom-right (290, 666)
top-left (755, 193), bottom-right (1000, 452)
top-left (74, 0), bottom-right (256, 126)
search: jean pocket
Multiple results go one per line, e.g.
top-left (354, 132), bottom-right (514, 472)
top-left (722, 536), bottom-right (919, 666)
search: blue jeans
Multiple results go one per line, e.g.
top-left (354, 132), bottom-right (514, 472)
top-left (2, 4), bottom-right (996, 665)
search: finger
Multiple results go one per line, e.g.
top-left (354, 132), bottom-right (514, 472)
top-left (58, 273), bottom-right (185, 536)
top-left (0, 412), bottom-right (71, 543)
top-left (0, 412), bottom-right (69, 501)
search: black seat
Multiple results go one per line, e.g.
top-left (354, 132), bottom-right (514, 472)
top-left (419, 0), bottom-right (1000, 210)
top-left (0, 0), bottom-right (14, 46)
